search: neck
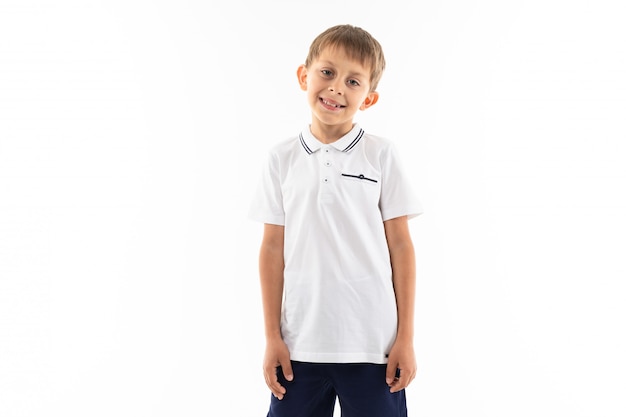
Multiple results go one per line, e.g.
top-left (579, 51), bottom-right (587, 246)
top-left (310, 121), bottom-right (354, 144)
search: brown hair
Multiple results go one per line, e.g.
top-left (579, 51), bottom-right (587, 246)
top-left (304, 24), bottom-right (386, 91)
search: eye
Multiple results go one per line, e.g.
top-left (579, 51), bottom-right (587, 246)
top-left (321, 69), bottom-right (333, 77)
top-left (348, 79), bottom-right (360, 87)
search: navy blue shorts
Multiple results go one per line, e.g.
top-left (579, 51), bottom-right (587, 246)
top-left (266, 361), bottom-right (407, 417)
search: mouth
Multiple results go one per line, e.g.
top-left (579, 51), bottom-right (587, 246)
top-left (319, 97), bottom-right (345, 110)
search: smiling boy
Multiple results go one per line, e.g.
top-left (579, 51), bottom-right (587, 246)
top-left (250, 24), bottom-right (423, 417)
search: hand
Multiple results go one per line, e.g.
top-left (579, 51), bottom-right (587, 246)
top-left (385, 339), bottom-right (417, 393)
top-left (263, 337), bottom-right (293, 400)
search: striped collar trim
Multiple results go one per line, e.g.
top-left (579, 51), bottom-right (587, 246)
top-left (299, 124), bottom-right (364, 155)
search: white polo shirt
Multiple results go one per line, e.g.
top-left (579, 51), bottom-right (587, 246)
top-left (249, 123), bottom-right (423, 364)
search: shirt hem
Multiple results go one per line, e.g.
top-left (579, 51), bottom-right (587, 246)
top-left (289, 351), bottom-right (389, 364)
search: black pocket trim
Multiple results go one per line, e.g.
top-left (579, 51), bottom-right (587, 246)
top-left (341, 173), bottom-right (378, 183)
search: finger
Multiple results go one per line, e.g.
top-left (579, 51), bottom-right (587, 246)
top-left (264, 367), bottom-right (287, 400)
top-left (389, 370), bottom-right (406, 393)
top-left (390, 368), bottom-right (415, 393)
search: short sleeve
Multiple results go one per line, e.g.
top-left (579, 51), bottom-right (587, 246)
top-left (248, 151), bottom-right (285, 225)
top-left (379, 142), bottom-right (424, 221)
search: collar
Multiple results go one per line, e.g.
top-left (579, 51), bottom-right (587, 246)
top-left (299, 124), bottom-right (364, 155)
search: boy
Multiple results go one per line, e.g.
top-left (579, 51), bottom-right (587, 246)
top-left (249, 24), bottom-right (423, 417)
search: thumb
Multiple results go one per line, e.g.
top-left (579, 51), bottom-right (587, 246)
top-left (385, 363), bottom-right (398, 386)
top-left (281, 357), bottom-right (294, 381)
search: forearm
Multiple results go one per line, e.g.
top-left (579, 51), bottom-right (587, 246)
top-left (259, 224), bottom-right (285, 340)
top-left (259, 264), bottom-right (283, 339)
top-left (391, 243), bottom-right (416, 341)
top-left (384, 216), bottom-right (417, 342)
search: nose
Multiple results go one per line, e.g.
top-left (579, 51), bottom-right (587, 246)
top-left (328, 85), bottom-right (343, 95)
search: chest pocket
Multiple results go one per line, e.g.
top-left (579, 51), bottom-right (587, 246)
top-left (340, 172), bottom-right (380, 207)
top-left (341, 173), bottom-right (378, 183)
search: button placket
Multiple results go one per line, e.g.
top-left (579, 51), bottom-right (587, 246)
top-left (322, 146), bottom-right (333, 185)
top-left (319, 146), bottom-right (335, 203)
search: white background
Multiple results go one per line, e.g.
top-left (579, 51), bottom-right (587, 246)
top-left (1, 0), bottom-right (625, 416)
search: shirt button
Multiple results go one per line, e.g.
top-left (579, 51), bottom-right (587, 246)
top-left (324, 149), bottom-right (330, 153)
top-left (324, 161), bottom-right (332, 167)
top-left (323, 177), bottom-right (329, 183)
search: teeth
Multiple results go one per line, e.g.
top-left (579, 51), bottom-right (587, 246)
top-left (323, 99), bottom-right (341, 108)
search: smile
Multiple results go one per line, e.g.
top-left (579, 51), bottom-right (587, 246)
top-left (320, 98), bottom-right (345, 109)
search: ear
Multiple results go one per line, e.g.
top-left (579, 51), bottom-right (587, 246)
top-left (296, 65), bottom-right (308, 91)
top-left (360, 91), bottom-right (379, 110)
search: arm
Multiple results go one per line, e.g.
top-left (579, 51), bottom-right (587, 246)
top-left (258, 223), bottom-right (293, 400)
top-left (383, 215), bottom-right (418, 393)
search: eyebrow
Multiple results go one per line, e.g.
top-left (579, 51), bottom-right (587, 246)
top-left (318, 60), bottom-right (367, 78)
